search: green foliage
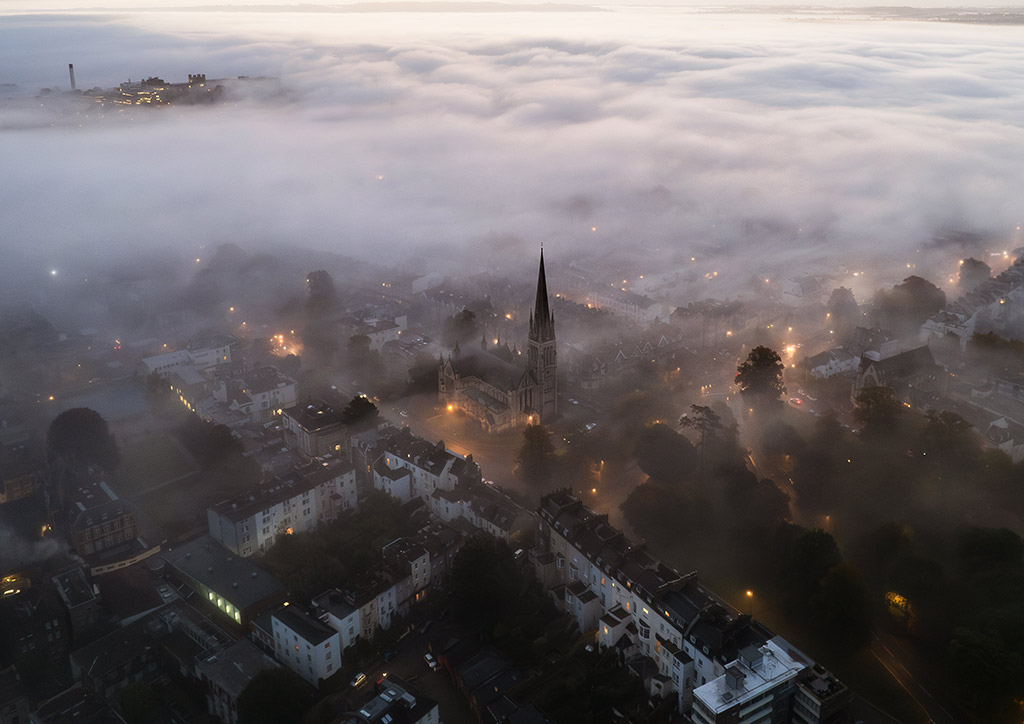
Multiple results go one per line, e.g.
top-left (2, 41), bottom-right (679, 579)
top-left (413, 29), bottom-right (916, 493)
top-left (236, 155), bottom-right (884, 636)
top-left (450, 537), bottom-right (524, 627)
top-left (634, 423), bottom-right (696, 484)
top-left (814, 562), bottom-right (873, 650)
top-left (260, 490), bottom-right (413, 602)
top-left (236, 668), bottom-right (314, 724)
top-left (305, 269), bottom-right (336, 311)
top-left (175, 414), bottom-right (243, 467)
top-left (947, 627), bottom-right (1024, 718)
top-left (620, 481), bottom-right (715, 553)
top-left (871, 275), bottom-right (946, 337)
top-left (46, 407), bottom-right (120, 471)
top-left (827, 286), bottom-right (860, 340)
top-left (516, 424), bottom-right (556, 487)
top-left (782, 528), bottom-right (842, 609)
top-left (967, 332), bottom-right (1024, 382)
top-left (958, 257), bottom-right (991, 290)
top-left (735, 345), bottom-right (785, 403)
top-left (342, 395), bottom-right (379, 430)
top-left (442, 308), bottom-right (479, 347)
top-left (853, 385), bottom-right (901, 437)
top-left (921, 410), bottom-right (980, 469)
top-left (678, 403), bottom-right (743, 476)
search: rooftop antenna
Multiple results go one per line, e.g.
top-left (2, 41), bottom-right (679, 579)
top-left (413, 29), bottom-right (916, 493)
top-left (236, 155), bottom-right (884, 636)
top-left (68, 64), bottom-right (76, 91)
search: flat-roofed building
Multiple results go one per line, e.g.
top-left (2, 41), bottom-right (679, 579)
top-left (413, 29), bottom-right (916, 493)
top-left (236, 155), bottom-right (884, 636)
top-left (162, 536), bottom-right (286, 626)
top-left (281, 393), bottom-right (349, 458)
top-left (271, 605), bottom-right (340, 686)
top-left (691, 639), bottom-right (807, 724)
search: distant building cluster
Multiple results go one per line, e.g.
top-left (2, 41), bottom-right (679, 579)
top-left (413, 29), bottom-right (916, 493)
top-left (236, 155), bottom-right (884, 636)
top-left (64, 71), bottom-right (281, 107)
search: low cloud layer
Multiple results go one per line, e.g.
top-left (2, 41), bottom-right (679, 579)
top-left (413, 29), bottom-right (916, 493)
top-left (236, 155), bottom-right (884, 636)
top-left (1, 7), bottom-right (1022, 289)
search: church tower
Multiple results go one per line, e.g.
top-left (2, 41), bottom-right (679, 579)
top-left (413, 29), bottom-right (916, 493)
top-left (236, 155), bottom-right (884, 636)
top-left (528, 249), bottom-right (557, 421)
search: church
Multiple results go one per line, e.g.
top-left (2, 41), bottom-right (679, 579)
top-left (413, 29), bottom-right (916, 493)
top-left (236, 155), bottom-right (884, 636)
top-left (438, 251), bottom-right (557, 433)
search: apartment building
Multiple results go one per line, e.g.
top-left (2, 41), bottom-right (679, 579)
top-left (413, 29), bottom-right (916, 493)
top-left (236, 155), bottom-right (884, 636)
top-left (534, 490), bottom-right (850, 722)
top-left (207, 457), bottom-right (357, 557)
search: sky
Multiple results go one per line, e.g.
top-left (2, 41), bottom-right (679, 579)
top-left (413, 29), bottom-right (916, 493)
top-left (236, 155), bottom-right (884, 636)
top-left (1, 3), bottom-right (1023, 293)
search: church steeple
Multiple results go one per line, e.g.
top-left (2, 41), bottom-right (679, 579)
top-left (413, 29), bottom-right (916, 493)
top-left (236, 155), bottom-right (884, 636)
top-left (530, 248), bottom-right (555, 343)
top-left (528, 248), bottom-right (557, 422)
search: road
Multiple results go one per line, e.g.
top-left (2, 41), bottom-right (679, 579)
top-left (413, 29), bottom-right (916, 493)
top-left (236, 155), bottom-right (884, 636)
top-left (334, 629), bottom-right (475, 724)
top-left (870, 630), bottom-right (966, 724)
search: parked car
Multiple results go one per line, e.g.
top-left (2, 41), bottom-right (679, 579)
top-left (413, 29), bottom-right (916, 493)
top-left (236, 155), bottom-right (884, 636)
top-left (350, 672), bottom-right (367, 688)
top-left (423, 652), bottom-right (440, 671)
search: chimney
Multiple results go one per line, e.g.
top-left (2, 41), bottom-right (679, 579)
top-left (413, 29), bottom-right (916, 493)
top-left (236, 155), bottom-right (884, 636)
top-left (68, 64), bottom-right (76, 91)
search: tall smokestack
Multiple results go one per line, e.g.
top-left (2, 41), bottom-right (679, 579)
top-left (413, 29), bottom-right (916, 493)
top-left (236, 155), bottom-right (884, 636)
top-left (68, 64), bottom-right (76, 91)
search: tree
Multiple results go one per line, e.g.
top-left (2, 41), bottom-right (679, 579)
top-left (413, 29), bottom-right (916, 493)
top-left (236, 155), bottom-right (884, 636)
top-left (449, 538), bottom-right (523, 627)
top-left (814, 562), bottom-right (873, 650)
top-left (442, 308), bottom-right (479, 347)
top-left (236, 668), bottom-right (314, 724)
top-left (305, 269), bottom-right (336, 305)
top-left (679, 404), bottom-right (722, 476)
top-left (827, 286), bottom-right (860, 341)
top-left (735, 346), bottom-right (785, 404)
top-left (46, 407), bottom-right (120, 471)
top-left (854, 385), bottom-right (901, 437)
top-left (634, 423), bottom-right (697, 485)
top-left (342, 395), bottom-right (379, 430)
top-left (782, 528), bottom-right (841, 609)
top-left (922, 410), bottom-right (980, 469)
top-left (679, 404), bottom-right (746, 476)
top-left (958, 257), bottom-right (991, 290)
top-left (516, 424), bottom-right (555, 487)
top-left (872, 276), bottom-right (946, 338)
top-left (176, 414), bottom-right (243, 467)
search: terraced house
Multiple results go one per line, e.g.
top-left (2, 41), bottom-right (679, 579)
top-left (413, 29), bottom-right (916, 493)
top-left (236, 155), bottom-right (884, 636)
top-left (533, 490), bottom-right (853, 724)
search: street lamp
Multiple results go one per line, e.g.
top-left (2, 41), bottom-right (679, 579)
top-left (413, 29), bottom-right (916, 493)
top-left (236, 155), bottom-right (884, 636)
top-left (745, 589), bottom-right (754, 616)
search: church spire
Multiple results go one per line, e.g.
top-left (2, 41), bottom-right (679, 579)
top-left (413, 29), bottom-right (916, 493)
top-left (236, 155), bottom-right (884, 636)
top-left (531, 248), bottom-right (554, 341)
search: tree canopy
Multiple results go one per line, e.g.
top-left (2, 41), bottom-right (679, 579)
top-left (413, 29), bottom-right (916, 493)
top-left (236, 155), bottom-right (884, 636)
top-left (735, 346), bottom-right (785, 403)
top-left (826, 286), bottom-right (860, 341)
top-left (46, 407), bottom-right (120, 471)
top-left (853, 385), bottom-right (901, 437)
top-left (442, 308), bottom-right (480, 347)
top-left (516, 424), bottom-right (556, 487)
top-left (634, 423), bottom-right (696, 484)
top-left (958, 257), bottom-right (991, 290)
top-left (236, 668), bottom-right (314, 724)
top-left (342, 395), bottom-right (379, 430)
top-left (871, 275), bottom-right (946, 338)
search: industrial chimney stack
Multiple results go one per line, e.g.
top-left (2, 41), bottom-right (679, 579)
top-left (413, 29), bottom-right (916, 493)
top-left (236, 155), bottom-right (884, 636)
top-left (68, 63), bottom-right (76, 91)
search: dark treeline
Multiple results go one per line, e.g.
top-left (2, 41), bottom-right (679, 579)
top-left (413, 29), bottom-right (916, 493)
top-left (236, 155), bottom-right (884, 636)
top-left (621, 389), bottom-right (1024, 722)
